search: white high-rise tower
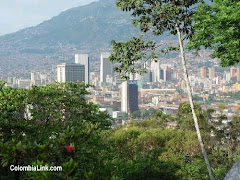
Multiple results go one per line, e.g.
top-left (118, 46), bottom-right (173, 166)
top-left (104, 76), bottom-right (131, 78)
top-left (100, 52), bottom-right (113, 84)
top-left (75, 54), bottom-right (89, 84)
top-left (150, 61), bottom-right (160, 82)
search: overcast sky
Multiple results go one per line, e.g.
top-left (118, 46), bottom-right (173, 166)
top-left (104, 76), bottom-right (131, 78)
top-left (0, 0), bottom-right (97, 36)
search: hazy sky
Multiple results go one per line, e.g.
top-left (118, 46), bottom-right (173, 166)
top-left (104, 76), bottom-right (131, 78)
top-left (0, 0), bottom-right (97, 36)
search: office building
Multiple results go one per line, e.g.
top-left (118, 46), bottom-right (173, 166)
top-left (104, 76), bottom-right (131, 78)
top-left (57, 63), bottom-right (85, 83)
top-left (236, 67), bottom-right (240, 82)
top-left (18, 79), bottom-right (31, 89)
top-left (160, 69), bottom-right (164, 80)
top-left (225, 72), bottom-right (231, 82)
top-left (200, 66), bottom-right (207, 78)
top-left (31, 72), bottom-right (47, 86)
top-left (151, 61), bottom-right (160, 82)
top-left (209, 67), bottom-right (215, 80)
top-left (216, 76), bottom-right (221, 85)
top-left (140, 72), bottom-right (152, 85)
top-left (174, 71), bottom-right (179, 80)
top-left (164, 66), bottom-right (172, 81)
top-left (7, 77), bottom-right (17, 87)
top-left (100, 52), bottom-right (113, 84)
top-left (75, 54), bottom-right (89, 84)
top-left (121, 80), bottom-right (139, 113)
top-left (230, 67), bottom-right (237, 78)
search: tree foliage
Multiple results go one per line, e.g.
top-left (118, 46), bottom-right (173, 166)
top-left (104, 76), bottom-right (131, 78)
top-left (0, 82), bottom-right (111, 179)
top-left (188, 0), bottom-right (240, 66)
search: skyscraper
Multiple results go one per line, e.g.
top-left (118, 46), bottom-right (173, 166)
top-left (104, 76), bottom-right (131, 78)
top-left (151, 61), bottom-right (160, 82)
top-left (75, 54), bottom-right (89, 84)
top-left (230, 67), bottom-right (237, 78)
top-left (208, 67), bottom-right (215, 80)
top-left (121, 80), bottom-right (139, 113)
top-left (237, 67), bottom-right (240, 82)
top-left (200, 66), bottom-right (207, 78)
top-left (174, 71), bottom-right (179, 80)
top-left (100, 52), bottom-right (113, 84)
top-left (216, 76), bottom-right (221, 85)
top-left (160, 69), bottom-right (164, 80)
top-left (57, 63), bottom-right (85, 83)
top-left (163, 66), bottom-right (172, 82)
top-left (31, 72), bottom-right (47, 86)
top-left (139, 72), bottom-right (152, 85)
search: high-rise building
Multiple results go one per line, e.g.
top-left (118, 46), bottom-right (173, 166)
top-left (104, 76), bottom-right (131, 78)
top-left (174, 71), bottom-right (179, 80)
top-left (106, 75), bottom-right (113, 85)
top-left (57, 63), bottom-right (85, 83)
top-left (225, 72), bottom-right (231, 82)
top-left (189, 76), bottom-right (196, 87)
top-left (140, 72), bottom-right (152, 85)
top-left (7, 77), bottom-right (17, 88)
top-left (230, 67), bottom-right (237, 78)
top-left (31, 72), bottom-right (41, 85)
top-left (75, 54), bottom-right (89, 84)
top-left (200, 66), bottom-right (207, 78)
top-left (100, 52), bottom-right (113, 84)
top-left (163, 66), bottom-right (172, 81)
top-left (7, 77), bottom-right (17, 85)
top-left (151, 61), bottom-right (160, 82)
top-left (31, 72), bottom-right (47, 86)
top-left (18, 79), bottom-right (31, 89)
top-left (208, 67), bottom-right (215, 79)
top-left (160, 69), bottom-right (164, 80)
top-left (216, 76), bottom-right (221, 85)
top-left (236, 67), bottom-right (240, 82)
top-left (121, 80), bottom-right (139, 113)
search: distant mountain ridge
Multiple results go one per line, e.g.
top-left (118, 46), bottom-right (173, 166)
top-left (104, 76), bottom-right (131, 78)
top-left (0, 0), bottom-right (136, 49)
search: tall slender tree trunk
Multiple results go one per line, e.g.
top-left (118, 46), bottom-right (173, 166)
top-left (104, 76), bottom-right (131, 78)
top-left (175, 24), bottom-right (215, 180)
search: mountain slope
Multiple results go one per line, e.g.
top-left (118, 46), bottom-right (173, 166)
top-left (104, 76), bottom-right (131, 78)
top-left (0, 0), bottom-right (135, 50)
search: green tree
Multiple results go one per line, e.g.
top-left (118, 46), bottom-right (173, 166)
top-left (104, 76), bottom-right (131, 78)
top-left (0, 82), bottom-right (111, 179)
top-left (206, 108), bottom-right (215, 120)
top-left (112, 106), bottom-right (120, 111)
top-left (177, 102), bottom-right (210, 133)
top-left (123, 112), bottom-right (128, 120)
top-left (188, 0), bottom-right (240, 67)
top-left (142, 108), bottom-right (156, 117)
top-left (230, 112), bottom-right (240, 142)
top-left (109, 1), bottom-right (214, 178)
top-left (227, 111), bottom-right (240, 154)
top-left (131, 110), bottom-right (141, 119)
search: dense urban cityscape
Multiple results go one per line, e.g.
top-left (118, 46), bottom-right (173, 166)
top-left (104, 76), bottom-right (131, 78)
top-left (2, 51), bottom-right (240, 126)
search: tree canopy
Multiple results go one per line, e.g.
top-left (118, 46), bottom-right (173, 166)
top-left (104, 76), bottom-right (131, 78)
top-left (0, 82), bottom-right (111, 179)
top-left (188, 0), bottom-right (240, 67)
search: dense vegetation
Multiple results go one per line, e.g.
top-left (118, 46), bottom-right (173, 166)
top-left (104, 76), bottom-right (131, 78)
top-left (0, 82), bottom-right (111, 179)
top-left (0, 82), bottom-right (239, 179)
top-left (188, 0), bottom-right (240, 67)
